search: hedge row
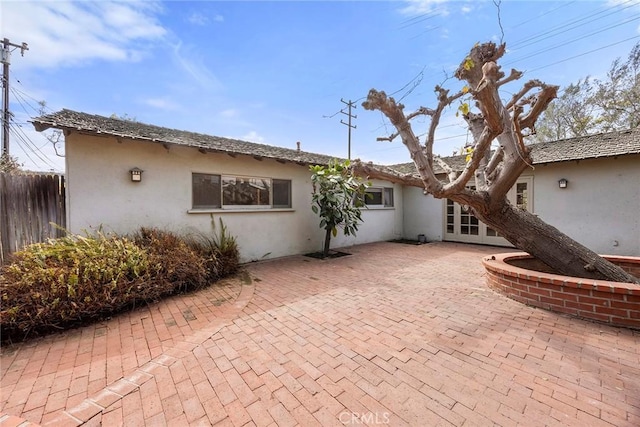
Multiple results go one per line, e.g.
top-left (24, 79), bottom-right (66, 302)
top-left (0, 226), bottom-right (239, 343)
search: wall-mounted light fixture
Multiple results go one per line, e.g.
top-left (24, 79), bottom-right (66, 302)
top-left (558, 178), bottom-right (568, 189)
top-left (129, 167), bottom-right (143, 182)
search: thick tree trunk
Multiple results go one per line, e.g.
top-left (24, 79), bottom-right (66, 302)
top-left (359, 42), bottom-right (639, 286)
top-left (353, 162), bottom-right (639, 284)
top-left (474, 197), bottom-right (640, 284)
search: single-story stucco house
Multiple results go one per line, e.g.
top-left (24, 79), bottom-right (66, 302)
top-left (32, 109), bottom-right (640, 262)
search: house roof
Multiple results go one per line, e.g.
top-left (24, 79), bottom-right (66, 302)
top-left (32, 109), bottom-right (341, 166)
top-left (389, 127), bottom-right (640, 175)
top-left (33, 109), bottom-right (639, 177)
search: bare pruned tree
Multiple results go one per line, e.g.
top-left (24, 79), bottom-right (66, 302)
top-left (356, 41), bottom-right (638, 284)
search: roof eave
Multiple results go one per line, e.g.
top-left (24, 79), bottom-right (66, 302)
top-left (32, 120), bottom-right (332, 167)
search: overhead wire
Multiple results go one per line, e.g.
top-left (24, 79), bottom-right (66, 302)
top-left (7, 82), bottom-right (59, 169)
top-left (10, 85), bottom-right (47, 115)
top-left (338, 0), bottom-right (638, 142)
top-left (9, 118), bottom-right (57, 169)
top-left (358, 1), bottom-right (640, 159)
top-left (507, 1), bottom-right (577, 29)
top-left (10, 87), bottom-right (38, 117)
top-left (508, 0), bottom-right (639, 50)
top-left (9, 130), bottom-right (40, 167)
top-left (9, 125), bottom-right (54, 169)
top-left (527, 34), bottom-right (640, 73)
top-left (504, 13), bottom-right (640, 66)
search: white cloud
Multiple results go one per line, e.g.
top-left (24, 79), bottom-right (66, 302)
top-left (461, 6), bottom-right (472, 14)
top-left (140, 97), bottom-right (180, 111)
top-left (2, 1), bottom-right (166, 69)
top-left (187, 12), bottom-right (223, 26)
top-left (188, 12), bottom-right (209, 26)
top-left (220, 109), bottom-right (238, 118)
top-left (241, 131), bottom-right (265, 144)
top-left (399, 0), bottom-right (450, 16)
top-left (171, 42), bottom-right (222, 91)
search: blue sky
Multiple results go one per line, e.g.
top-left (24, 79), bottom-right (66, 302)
top-left (3, 0), bottom-right (640, 172)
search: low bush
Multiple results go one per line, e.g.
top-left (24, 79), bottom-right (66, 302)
top-left (133, 227), bottom-right (208, 292)
top-left (186, 218), bottom-right (239, 280)
top-left (0, 224), bottom-right (240, 343)
top-left (1, 233), bottom-right (154, 341)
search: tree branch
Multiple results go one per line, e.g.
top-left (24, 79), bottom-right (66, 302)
top-left (505, 79), bottom-right (543, 110)
top-left (444, 124), bottom-right (499, 195)
top-left (463, 112), bottom-right (491, 190)
top-left (376, 132), bottom-right (399, 142)
top-left (497, 68), bottom-right (523, 89)
top-left (363, 90), bottom-right (444, 195)
top-left (434, 156), bottom-right (458, 183)
top-left (350, 160), bottom-right (424, 188)
top-left (424, 87), bottom-right (466, 169)
top-left (407, 106), bottom-right (436, 121)
top-left (471, 62), bottom-right (504, 132)
top-left (518, 84), bottom-right (559, 131)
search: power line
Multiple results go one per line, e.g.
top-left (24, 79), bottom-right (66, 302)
top-left (9, 118), bottom-right (57, 168)
top-left (400, 0), bottom-right (638, 87)
top-left (10, 86), bottom-right (38, 117)
top-left (11, 83), bottom-right (51, 114)
top-left (504, 13), bottom-right (640, 67)
top-left (508, 1), bottom-right (577, 30)
top-left (527, 35), bottom-right (640, 73)
top-left (9, 123), bottom-right (57, 169)
top-left (508, 0), bottom-right (638, 50)
top-left (9, 128), bottom-right (39, 167)
top-left (355, 3), bottom-right (640, 162)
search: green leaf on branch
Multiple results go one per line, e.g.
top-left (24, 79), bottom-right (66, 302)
top-left (310, 159), bottom-right (370, 253)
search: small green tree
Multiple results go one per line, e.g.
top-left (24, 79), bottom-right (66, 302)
top-left (310, 159), bottom-right (369, 258)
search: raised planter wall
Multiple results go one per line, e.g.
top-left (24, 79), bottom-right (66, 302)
top-left (483, 253), bottom-right (640, 329)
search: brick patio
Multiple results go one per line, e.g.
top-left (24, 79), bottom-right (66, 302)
top-left (1, 242), bottom-right (639, 426)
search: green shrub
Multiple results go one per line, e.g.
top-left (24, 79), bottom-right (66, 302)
top-left (186, 218), bottom-right (240, 279)
top-left (133, 227), bottom-right (208, 292)
top-left (1, 225), bottom-right (240, 343)
top-left (0, 233), bottom-right (154, 340)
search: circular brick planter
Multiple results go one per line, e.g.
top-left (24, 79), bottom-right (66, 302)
top-left (482, 253), bottom-right (640, 329)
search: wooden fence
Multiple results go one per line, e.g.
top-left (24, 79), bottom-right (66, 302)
top-left (0, 173), bottom-right (66, 263)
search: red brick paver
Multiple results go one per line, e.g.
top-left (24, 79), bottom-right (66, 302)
top-left (2, 242), bottom-right (639, 426)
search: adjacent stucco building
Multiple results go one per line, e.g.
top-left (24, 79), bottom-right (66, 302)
top-left (33, 110), bottom-right (640, 261)
top-left (397, 129), bottom-right (640, 256)
top-left (33, 110), bottom-right (403, 262)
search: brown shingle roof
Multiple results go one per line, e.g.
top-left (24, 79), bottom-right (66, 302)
top-left (33, 109), bottom-right (639, 175)
top-left (529, 128), bottom-right (640, 164)
top-left (389, 127), bottom-right (640, 175)
top-left (32, 109), bottom-right (341, 166)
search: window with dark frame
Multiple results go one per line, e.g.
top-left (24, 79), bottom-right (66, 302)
top-left (192, 173), bottom-right (291, 209)
top-left (273, 179), bottom-right (292, 208)
top-left (364, 187), bottom-right (394, 207)
top-left (192, 173), bottom-right (221, 209)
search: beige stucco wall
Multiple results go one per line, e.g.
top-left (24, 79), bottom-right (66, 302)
top-left (532, 155), bottom-right (640, 256)
top-left (399, 155), bottom-right (640, 256)
top-left (401, 187), bottom-right (443, 242)
top-left (65, 133), bottom-right (403, 262)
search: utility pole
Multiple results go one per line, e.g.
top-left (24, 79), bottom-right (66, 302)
top-left (340, 98), bottom-right (357, 160)
top-left (1, 38), bottom-right (29, 156)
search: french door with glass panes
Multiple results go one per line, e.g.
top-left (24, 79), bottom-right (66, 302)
top-left (443, 176), bottom-right (533, 246)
